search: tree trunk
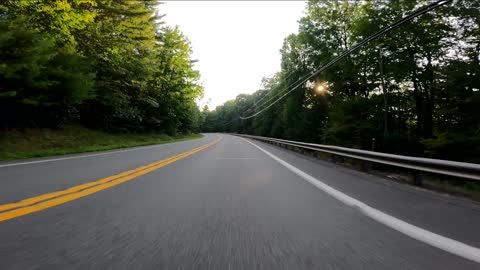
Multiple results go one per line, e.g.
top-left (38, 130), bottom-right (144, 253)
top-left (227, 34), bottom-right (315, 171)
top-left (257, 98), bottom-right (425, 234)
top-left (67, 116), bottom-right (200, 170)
top-left (412, 69), bottom-right (424, 138)
top-left (423, 54), bottom-right (435, 138)
top-left (409, 49), bottom-right (424, 138)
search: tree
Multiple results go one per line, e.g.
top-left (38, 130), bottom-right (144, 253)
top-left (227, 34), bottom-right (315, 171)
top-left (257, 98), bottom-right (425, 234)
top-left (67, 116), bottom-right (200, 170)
top-left (203, 0), bottom-right (479, 162)
top-left (0, 15), bottom-right (94, 128)
top-left (1, 0), bottom-right (205, 134)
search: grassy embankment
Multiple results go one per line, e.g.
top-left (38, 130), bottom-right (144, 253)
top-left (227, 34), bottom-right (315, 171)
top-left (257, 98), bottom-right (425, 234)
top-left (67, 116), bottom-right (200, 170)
top-left (0, 126), bottom-right (202, 160)
top-left (298, 147), bottom-right (480, 201)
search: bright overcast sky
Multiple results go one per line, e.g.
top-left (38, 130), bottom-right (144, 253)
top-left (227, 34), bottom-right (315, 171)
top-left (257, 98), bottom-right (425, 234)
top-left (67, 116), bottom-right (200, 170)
top-left (160, 1), bottom-right (306, 109)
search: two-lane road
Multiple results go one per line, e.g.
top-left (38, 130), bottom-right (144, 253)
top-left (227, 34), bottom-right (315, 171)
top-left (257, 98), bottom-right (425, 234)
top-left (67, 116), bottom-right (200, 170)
top-left (1, 134), bottom-right (480, 269)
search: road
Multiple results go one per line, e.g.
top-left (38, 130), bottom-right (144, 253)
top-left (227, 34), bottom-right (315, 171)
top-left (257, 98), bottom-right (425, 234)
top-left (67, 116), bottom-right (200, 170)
top-left (1, 134), bottom-right (480, 269)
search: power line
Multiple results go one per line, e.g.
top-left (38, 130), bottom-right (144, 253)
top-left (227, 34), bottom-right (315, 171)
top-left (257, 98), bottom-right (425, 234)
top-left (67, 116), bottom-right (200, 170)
top-left (241, 69), bottom-right (305, 115)
top-left (239, 0), bottom-right (452, 120)
top-left (241, 70), bottom-right (314, 116)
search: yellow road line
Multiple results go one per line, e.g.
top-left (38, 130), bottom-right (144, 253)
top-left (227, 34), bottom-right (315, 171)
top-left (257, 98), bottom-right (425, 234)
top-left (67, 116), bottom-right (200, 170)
top-left (0, 136), bottom-right (222, 222)
top-left (0, 148), bottom-right (196, 212)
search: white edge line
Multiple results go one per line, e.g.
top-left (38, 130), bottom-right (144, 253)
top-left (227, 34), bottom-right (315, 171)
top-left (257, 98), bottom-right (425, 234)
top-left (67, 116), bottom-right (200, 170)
top-left (0, 135), bottom-right (207, 168)
top-left (242, 137), bottom-right (480, 264)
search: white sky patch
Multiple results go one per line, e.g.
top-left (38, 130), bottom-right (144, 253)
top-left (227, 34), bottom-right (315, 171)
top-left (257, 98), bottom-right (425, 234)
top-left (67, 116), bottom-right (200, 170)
top-left (159, 1), bottom-right (306, 109)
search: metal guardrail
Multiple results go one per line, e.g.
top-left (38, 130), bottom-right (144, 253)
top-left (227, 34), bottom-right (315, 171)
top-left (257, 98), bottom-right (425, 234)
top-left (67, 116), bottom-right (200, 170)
top-left (233, 134), bottom-right (480, 183)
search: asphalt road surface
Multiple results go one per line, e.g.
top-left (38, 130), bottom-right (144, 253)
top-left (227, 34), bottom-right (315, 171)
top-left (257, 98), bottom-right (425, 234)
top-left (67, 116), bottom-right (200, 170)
top-left (1, 134), bottom-right (480, 269)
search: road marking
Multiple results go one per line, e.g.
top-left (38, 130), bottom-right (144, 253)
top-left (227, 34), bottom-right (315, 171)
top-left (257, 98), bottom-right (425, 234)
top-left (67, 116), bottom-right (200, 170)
top-left (215, 157), bottom-right (265, 160)
top-left (0, 151), bottom-right (189, 212)
top-left (242, 138), bottom-right (480, 264)
top-left (0, 136), bottom-right (206, 168)
top-left (0, 136), bottom-right (222, 222)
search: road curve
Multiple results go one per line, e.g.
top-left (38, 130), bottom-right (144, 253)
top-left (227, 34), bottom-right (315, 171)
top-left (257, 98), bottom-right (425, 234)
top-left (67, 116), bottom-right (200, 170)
top-left (1, 134), bottom-right (480, 269)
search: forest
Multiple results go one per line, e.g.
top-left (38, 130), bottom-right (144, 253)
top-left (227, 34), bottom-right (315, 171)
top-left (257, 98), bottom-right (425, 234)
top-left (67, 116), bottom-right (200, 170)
top-left (0, 0), bottom-right (204, 134)
top-left (203, 0), bottom-right (480, 163)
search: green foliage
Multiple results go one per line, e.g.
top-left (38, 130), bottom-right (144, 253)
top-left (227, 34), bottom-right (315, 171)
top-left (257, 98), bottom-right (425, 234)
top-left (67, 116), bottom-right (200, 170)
top-left (0, 0), bottom-right (204, 134)
top-left (324, 97), bottom-right (382, 149)
top-left (0, 126), bottom-right (202, 160)
top-left (0, 15), bottom-right (94, 128)
top-left (204, 0), bottom-right (480, 162)
top-left (1, 0), bottom-right (96, 52)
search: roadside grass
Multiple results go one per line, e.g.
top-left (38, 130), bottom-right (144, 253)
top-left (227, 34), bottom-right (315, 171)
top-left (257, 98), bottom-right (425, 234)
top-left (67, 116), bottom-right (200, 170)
top-left (348, 159), bottom-right (480, 201)
top-left (423, 178), bottom-right (480, 202)
top-left (0, 126), bottom-right (202, 161)
top-left (345, 158), bottom-right (480, 201)
top-left (283, 146), bottom-right (480, 202)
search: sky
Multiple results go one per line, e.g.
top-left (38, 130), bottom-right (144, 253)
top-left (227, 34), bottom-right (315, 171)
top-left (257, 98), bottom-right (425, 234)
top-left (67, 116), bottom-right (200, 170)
top-left (160, 1), bottom-right (306, 109)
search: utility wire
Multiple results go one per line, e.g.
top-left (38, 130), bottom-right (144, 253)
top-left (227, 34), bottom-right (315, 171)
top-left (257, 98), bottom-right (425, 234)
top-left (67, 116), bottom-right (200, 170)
top-left (239, 0), bottom-right (452, 120)
top-left (210, 70), bottom-right (305, 127)
top-left (242, 69), bottom-right (317, 115)
top-left (241, 69), bottom-right (305, 115)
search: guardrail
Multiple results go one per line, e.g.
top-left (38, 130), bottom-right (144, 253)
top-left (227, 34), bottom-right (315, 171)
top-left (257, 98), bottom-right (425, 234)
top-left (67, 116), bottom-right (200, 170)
top-left (233, 133), bottom-right (480, 185)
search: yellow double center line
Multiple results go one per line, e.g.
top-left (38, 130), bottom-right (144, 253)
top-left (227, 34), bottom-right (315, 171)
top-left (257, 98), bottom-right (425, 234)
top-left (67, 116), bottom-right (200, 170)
top-left (0, 136), bottom-right (222, 222)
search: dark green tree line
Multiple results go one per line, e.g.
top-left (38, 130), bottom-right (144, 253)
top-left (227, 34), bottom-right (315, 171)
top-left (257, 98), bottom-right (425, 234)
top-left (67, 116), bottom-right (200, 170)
top-left (204, 0), bottom-right (480, 162)
top-left (0, 0), bottom-right (204, 134)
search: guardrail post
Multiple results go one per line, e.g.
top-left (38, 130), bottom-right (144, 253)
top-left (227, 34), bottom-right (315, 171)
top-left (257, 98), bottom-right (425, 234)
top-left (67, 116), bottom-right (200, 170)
top-left (413, 171), bottom-right (423, 186)
top-left (361, 160), bottom-right (371, 172)
top-left (230, 134), bottom-right (480, 182)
